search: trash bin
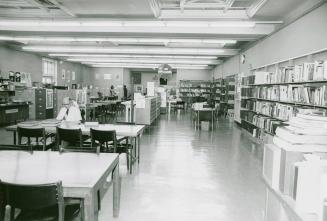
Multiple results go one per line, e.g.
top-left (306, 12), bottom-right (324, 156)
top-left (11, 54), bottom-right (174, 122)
top-left (201, 121), bottom-right (210, 131)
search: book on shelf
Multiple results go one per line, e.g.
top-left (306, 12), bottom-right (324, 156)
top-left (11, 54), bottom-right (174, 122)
top-left (253, 61), bottom-right (327, 84)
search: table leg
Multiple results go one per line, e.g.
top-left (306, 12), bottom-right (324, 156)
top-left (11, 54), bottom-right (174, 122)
top-left (137, 135), bottom-right (140, 164)
top-left (83, 192), bottom-right (96, 221)
top-left (168, 102), bottom-right (171, 114)
top-left (129, 137), bottom-right (133, 174)
top-left (197, 110), bottom-right (200, 129)
top-left (134, 137), bottom-right (137, 163)
top-left (113, 163), bottom-right (121, 217)
top-left (13, 131), bottom-right (16, 145)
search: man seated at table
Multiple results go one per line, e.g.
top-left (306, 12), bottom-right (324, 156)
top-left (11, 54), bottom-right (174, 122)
top-left (56, 97), bottom-right (82, 122)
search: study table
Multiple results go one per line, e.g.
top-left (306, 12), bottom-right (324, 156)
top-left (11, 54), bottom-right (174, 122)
top-left (192, 106), bottom-right (216, 130)
top-left (6, 121), bottom-right (145, 173)
top-left (0, 150), bottom-right (120, 221)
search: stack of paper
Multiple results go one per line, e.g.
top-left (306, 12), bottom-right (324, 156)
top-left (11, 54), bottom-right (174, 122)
top-left (17, 121), bottom-right (40, 127)
top-left (40, 119), bottom-right (62, 127)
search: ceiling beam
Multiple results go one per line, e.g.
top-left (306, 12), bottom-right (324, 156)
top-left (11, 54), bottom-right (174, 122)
top-left (160, 9), bottom-right (249, 19)
top-left (0, 24), bottom-right (276, 36)
top-left (246, 0), bottom-right (268, 18)
top-left (47, 0), bottom-right (75, 17)
top-left (148, 0), bottom-right (161, 18)
top-left (22, 45), bottom-right (240, 56)
top-left (23, 0), bottom-right (50, 13)
top-left (0, 8), bottom-right (67, 17)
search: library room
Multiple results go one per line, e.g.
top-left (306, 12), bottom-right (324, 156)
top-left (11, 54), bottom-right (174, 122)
top-left (0, 0), bottom-right (326, 221)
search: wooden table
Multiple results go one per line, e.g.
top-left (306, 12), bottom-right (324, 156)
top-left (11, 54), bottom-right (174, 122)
top-left (6, 122), bottom-right (146, 173)
top-left (192, 107), bottom-right (216, 130)
top-left (167, 100), bottom-right (177, 113)
top-left (0, 150), bottom-right (120, 221)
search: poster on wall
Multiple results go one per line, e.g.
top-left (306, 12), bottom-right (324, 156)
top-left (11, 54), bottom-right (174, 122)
top-left (104, 74), bottom-right (112, 80)
top-left (61, 69), bottom-right (66, 79)
top-left (72, 71), bottom-right (76, 81)
top-left (95, 74), bottom-right (100, 80)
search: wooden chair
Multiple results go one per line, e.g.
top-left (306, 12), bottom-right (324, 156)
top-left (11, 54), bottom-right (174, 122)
top-left (90, 128), bottom-right (132, 171)
top-left (114, 121), bottom-right (136, 172)
top-left (56, 127), bottom-right (96, 153)
top-left (0, 181), bottom-right (83, 221)
top-left (104, 104), bottom-right (117, 123)
top-left (90, 128), bottom-right (117, 153)
top-left (17, 127), bottom-right (53, 151)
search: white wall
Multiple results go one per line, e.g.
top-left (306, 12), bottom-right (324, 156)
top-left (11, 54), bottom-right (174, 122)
top-left (0, 45), bottom-right (90, 85)
top-left (89, 67), bottom-right (125, 98)
top-left (177, 69), bottom-right (213, 82)
top-left (0, 45), bottom-right (42, 82)
top-left (214, 3), bottom-right (327, 78)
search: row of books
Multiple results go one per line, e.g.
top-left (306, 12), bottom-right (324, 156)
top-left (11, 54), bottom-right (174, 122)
top-left (241, 110), bottom-right (283, 135)
top-left (241, 87), bottom-right (255, 97)
top-left (256, 102), bottom-right (296, 121)
top-left (242, 75), bottom-right (255, 85)
top-left (180, 88), bottom-right (211, 93)
top-left (241, 99), bottom-right (255, 110)
top-left (254, 61), bottom-right (327, 84)
top-left (254, 85), bottom-right (327, 106)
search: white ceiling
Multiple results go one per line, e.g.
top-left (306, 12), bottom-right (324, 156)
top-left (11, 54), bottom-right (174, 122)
top-left (0, 0), bottom-right (324, 70)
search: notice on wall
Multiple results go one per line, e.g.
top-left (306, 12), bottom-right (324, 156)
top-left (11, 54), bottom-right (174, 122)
top-left (104, 74), bottom-right (112, 80)
top-left (61, 69), bottom-right (66, 79)
top-left (95, 74), bottom-right (100, 80)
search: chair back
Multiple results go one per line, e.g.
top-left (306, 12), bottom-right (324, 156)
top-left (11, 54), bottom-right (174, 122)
top-left (17, 127), bottom-right (45, 147)
top-left (90, 128), bottom-right (116, 152)
top-left (0, 181), bottom-right (64, 221)
top-left (56, 127), bottom-right (82, 148)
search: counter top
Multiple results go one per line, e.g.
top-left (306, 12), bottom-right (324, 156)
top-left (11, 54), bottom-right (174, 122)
top-left (0, 102), bottom-right (29, 108)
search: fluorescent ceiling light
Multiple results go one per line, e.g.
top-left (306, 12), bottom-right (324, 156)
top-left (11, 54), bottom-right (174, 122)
top-left (0, 19), bottom-right (256, 28)
top-left (23, 46), bottom-right (225, 55)
top-left (49, 53), bottom-right (218, 59)
top-left (67, 58), bottom-right (219, 65)
top-left (0, 35), bottom-right (237, 45)
top-left (86, 63), bottom-right (210, 69)
top-left (209, 21), bottom-right (255, 27)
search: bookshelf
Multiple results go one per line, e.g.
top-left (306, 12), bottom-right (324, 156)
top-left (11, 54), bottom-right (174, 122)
top-left (239, 50), bottom-right (327, 142)
top-left (213, 78), bottom-right (222, 104)
top-left (179, 80), bottom-right (212, 106)
top-left (219, 75), bottom-right (235, 115)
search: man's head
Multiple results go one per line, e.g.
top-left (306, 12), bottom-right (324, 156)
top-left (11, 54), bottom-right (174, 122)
top-left (62, 97), bottom-right (71, 108)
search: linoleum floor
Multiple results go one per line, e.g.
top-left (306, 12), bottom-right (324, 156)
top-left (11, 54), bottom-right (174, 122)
top-left (102, 112), bottom-right (265, 221)
top-left (0, 112), bottom-right (265, 221)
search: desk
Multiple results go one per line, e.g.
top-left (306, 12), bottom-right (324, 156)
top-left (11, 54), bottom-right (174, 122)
top-left (167, 100), bottom-right (177, 113)
top-left (192, 107), bottom-right (216, 130)
top-left (0, 151), bottom-right (120, 221)
top-left (6, 122), bottom-right (145, 173)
